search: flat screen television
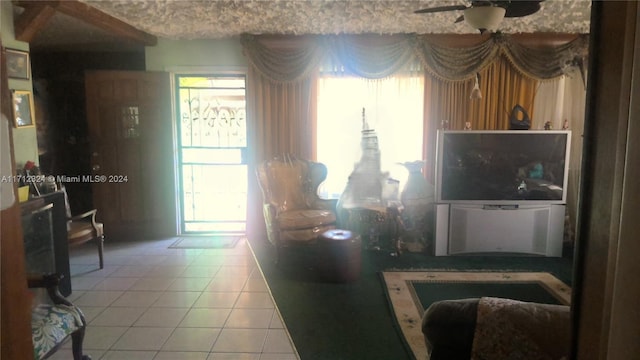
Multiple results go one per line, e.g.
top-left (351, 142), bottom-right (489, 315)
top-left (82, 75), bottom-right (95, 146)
top-left (435, 130), bottom-right (571, 205)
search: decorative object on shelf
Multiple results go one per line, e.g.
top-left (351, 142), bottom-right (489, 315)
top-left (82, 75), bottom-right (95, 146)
top-left (464, 122), bottom-right (472, 130)
top-left (19, 161), bottom-right (41, 197)
top-left (544, 121), bottom-right (553, 130)
top-left (18, 185), bottom-right (30, 202)
top-left (562, 119), bottom-right (569, 130)
top-left (441, 119), bottom-right (450, 130)
top-left (16, 161), bottom-right (57, 198)
top-left (5, 49), bottom-right (30, 80)
top-left (12, 90), bottom-right (35, 128)
top-left (470, 73), bottom-right (482, 100)
top-left (508, 104), bottom-right (530, 130)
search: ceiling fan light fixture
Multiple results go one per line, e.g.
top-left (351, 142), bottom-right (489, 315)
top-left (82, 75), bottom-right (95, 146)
top-left (464, 6), bottom-right (506, 32)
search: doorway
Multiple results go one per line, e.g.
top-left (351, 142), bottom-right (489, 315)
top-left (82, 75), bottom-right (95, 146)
top-left (175, 75), bottom-right (248, 234)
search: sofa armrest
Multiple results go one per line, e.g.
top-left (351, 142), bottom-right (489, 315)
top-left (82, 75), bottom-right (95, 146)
top-left (422, 298), bottom-right (479, 360)
top-left (423, 297), bottom-right (571, 360)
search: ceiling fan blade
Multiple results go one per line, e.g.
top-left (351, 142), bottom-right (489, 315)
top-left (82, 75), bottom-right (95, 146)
top-left (414, 5), bottom-right (468, 14)
top-left (454, 15), bottom-right (465, 24)
top-left (503, 1), bottom-right (544, 18)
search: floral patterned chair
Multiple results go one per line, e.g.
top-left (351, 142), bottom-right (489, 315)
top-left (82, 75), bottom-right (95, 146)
top-left (28, 273), bottom-right (90, 360)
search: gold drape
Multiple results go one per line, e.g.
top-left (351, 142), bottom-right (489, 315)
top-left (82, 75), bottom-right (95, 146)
top-left (247, 66), bottom-right (316, 164)
top-left (246, 66), bottom-right (316, 239)
top-left (423, 57), bottom-right (539, 181)
top-left (474, 57), bottom-right (539, 130)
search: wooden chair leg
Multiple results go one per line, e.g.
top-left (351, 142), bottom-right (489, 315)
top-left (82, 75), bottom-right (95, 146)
top-left (71, 325), bottom-right (90, 360)
top-left (97, 235), bottom-right (104, 269)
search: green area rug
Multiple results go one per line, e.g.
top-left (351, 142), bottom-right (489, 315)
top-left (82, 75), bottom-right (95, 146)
top-left (380, 271), bottom-right (572, 360)
top-left (248, 236), bottom-right (575, 360)
top-left (168, 236), bottom-right (241, 249)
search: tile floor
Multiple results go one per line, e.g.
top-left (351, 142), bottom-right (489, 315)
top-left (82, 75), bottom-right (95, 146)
top-left (49, 237), bottom-right (299, 360)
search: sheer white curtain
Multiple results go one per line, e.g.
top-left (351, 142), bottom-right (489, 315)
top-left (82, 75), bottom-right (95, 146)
top-left (533, 72), bottom-right (586, 242)
top-left (316, 75), bottom-right (424, 198)
top-left (532, 77), bottom-right (566, 130)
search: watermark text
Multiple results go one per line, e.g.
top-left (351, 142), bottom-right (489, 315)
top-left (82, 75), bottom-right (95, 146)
top-left (54, 175), bottom-right (129, 183)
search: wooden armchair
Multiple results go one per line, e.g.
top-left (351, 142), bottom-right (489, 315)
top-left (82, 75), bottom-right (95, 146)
top-left (28, 273), bottom-right (90, 360)
top-left (256, 154), bottom-right (337, 261)
top-left (61, 184), bottom-right (104, 269)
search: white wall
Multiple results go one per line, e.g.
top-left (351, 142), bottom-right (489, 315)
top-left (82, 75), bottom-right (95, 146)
top-left (145, 37), bottom-right (247, 71)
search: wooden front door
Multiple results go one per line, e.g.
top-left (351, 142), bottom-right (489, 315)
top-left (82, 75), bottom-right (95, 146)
top-left (85, 71), bottom-right (175, 239)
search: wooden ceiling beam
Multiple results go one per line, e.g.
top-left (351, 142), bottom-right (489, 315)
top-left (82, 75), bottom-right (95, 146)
top-left (13, 3), bottom-right (57, 43)
top-left (13, 0), bottom-right (157, 46)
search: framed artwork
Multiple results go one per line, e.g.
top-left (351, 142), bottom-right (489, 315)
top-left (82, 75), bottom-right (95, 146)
top-left (5, 49), bottom-right (30, 80)
top-left (12, 90), bottom-right (35, 128)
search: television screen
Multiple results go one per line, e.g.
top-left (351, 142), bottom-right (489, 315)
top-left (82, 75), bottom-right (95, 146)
top-left (436, 130), bottom-right (571, 204)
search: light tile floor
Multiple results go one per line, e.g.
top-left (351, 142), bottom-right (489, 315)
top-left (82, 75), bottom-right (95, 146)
top-left (50, 237), bottom-right (299, 360)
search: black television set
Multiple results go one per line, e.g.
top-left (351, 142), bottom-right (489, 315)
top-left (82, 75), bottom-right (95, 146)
top-left (435, 130), bottom-right (571, 205)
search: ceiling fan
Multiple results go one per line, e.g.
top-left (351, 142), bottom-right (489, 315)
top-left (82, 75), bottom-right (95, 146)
top-left (414, 1), bottom-right (544, 33)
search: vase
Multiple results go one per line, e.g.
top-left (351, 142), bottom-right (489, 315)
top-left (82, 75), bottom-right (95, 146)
top-left (399, 161), bottom-right (435, 253)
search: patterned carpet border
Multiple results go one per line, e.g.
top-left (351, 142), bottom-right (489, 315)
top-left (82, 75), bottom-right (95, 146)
top-left (380, 271), bottom-right (572, 360)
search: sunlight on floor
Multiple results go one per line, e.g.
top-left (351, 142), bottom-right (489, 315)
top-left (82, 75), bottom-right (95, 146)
top-left (51, 238), bottom-right (298, 360)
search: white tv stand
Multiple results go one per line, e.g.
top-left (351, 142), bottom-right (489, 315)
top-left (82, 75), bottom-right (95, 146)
top-left (434, 203), bottom-right (565, 257)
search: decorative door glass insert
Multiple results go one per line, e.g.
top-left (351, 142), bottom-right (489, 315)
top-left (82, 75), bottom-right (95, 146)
top-left (176, 75), bottom-right (248, 233)
top-left (121, 106), bottom-right (140, 138)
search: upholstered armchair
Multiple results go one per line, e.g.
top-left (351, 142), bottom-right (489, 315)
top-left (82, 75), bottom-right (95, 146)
top-left (256, 154), bottom-right (337, 261)
top-left (28, 273), bottom-right (90, 360)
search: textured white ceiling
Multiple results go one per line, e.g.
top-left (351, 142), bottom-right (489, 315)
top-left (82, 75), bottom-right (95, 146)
top-left (82, 0), bottom-right (592, 39)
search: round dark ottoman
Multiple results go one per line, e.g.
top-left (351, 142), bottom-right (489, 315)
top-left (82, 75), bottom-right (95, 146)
top-left (317, 229), bottom-right (362, 282)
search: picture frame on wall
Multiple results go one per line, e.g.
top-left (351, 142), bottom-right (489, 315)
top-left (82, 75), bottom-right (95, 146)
top-left (5, 49), bottom-right (30, 80)
top-left (12, 90), bottom-right (35, 128)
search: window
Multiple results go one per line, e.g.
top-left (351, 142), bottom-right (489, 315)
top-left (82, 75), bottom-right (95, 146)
top-left (316, 75), bottom-right (424, 199)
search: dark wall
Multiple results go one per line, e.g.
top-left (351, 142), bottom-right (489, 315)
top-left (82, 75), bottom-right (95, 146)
top-left (30, 51), bottom-right (145, 213)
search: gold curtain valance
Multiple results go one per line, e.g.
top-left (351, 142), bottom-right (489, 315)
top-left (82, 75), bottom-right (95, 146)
top-left (411, 35), bottom-right (500, 81)
top-left (240, 32), bottom-right (589, 83)
top-left (501, 35), bottom-right (589, 81)
top-left (323, 34), bottom-right (418, 78)
top-left (413, 33), bottom-right (589, 81)
top-left (240, 33), bottom-right (418, 82)
top-left (240, 34), bottom-right (326, 83)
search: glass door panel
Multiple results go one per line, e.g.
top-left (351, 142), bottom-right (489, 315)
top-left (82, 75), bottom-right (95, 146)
top-left (176, 75), bottom-right (248, 234)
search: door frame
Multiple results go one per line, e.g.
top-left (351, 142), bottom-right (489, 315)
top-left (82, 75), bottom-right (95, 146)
top-left (168, 67), bottom-right (249, 235)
